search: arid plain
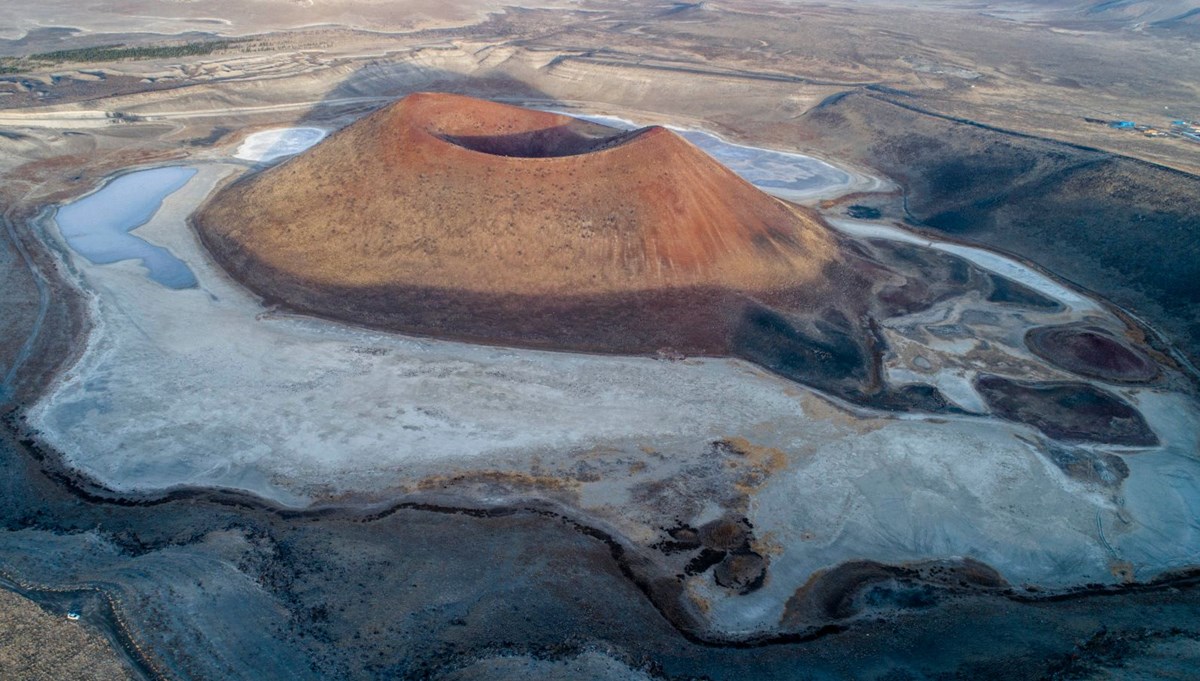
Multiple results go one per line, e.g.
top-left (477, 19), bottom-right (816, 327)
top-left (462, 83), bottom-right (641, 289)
top-left (1, 1), bottom-right (1199, 679)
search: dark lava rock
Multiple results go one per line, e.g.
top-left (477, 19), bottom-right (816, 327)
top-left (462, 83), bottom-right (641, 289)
top-left (685, 548), bottom-right (728, 576)
top-left (713, 550), bottom-right (767, 594)
top-left (1026, 325), bottom-right (1159, 383)
top-left (697, 517), bottom-right (752, 552)
top-left (1045, 444), bottom-right (1130, 488)
top-left (846, 205), bottom-right (882, 219)
top-left (655, 525), bottom-right (703, 554)
top-left (974, 375), bottom-right (1158, 447)
top-left (986, 274), bottom-right (1063, 311)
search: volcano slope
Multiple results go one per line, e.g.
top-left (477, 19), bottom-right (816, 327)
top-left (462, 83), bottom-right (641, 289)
top-left (195, 93), bottom-right (904, 402)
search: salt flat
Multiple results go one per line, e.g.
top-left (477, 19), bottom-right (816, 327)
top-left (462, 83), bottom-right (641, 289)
top-left (24, 140), bottom-right (1200, 635)
top-left (233, 127), bottom-right (327, 163)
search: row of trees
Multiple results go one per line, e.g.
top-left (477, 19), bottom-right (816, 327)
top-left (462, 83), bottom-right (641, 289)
top-left (0, 38), bottom-right (258, 75)
top-left (29, 39), bottom-right (252, 64)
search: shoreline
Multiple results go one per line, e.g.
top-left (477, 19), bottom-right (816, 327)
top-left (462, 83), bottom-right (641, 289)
top-left (6, 414), bottom-right (1200, 653)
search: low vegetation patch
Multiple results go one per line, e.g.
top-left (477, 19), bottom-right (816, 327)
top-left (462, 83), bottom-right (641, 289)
top-left (0, 38), bottom-right (259, 75)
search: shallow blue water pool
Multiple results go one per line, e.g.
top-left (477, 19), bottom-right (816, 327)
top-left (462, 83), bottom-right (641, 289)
top-left (56, 166), bottom-right (198, 289)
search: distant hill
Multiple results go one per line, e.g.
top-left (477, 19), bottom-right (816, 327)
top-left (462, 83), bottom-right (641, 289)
top-left (974, 0), bottom-right (1200, 31)
top-left (1080, 1), bottom-right (1200, 25)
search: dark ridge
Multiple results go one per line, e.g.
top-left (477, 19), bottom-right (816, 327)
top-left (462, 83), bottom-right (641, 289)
top-left (974, 375), bottom-right (1159, 446)
top-left (986, 274), bottom-right (1063, 310)
top-left (1026, 325), bottom-right (1160, 383)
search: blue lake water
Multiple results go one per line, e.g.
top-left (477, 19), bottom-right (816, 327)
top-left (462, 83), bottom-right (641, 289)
top-left (56, 166), bottom-right (199, 289)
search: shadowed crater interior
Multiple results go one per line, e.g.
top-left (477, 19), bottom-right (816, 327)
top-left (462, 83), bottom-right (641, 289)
top-left (437, 125), bottom-right (649, 158)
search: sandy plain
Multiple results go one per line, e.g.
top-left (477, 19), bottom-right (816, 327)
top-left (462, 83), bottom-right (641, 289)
top-left (0, 588), bottom-right (134, 680)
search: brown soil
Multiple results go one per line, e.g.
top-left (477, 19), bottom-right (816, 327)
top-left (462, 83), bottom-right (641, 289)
top-left (197, 92), bottom-right (839, 296)
top-left (0, 589), bottom-right (134, 681)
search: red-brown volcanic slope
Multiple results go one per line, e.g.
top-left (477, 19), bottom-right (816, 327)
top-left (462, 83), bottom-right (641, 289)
top-left (201, 93), bottom-right (838, 294)
top-left (195, 93), bottom-right (878, 397)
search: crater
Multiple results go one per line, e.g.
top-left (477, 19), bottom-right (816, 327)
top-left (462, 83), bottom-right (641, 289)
top-left (192, 92), bottom-right (895, 403)
top-left (435, 124), bottom-right (655, 158)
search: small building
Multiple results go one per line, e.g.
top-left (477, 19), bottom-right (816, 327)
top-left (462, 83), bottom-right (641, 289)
top-left (1110, 120), bottom-right (1136, 129)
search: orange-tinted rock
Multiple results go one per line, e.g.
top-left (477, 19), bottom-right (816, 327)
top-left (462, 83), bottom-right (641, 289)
top-left (199, 92), bottom-right (838, 295)
top-left (195, 93), bottom-right (878, 397)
